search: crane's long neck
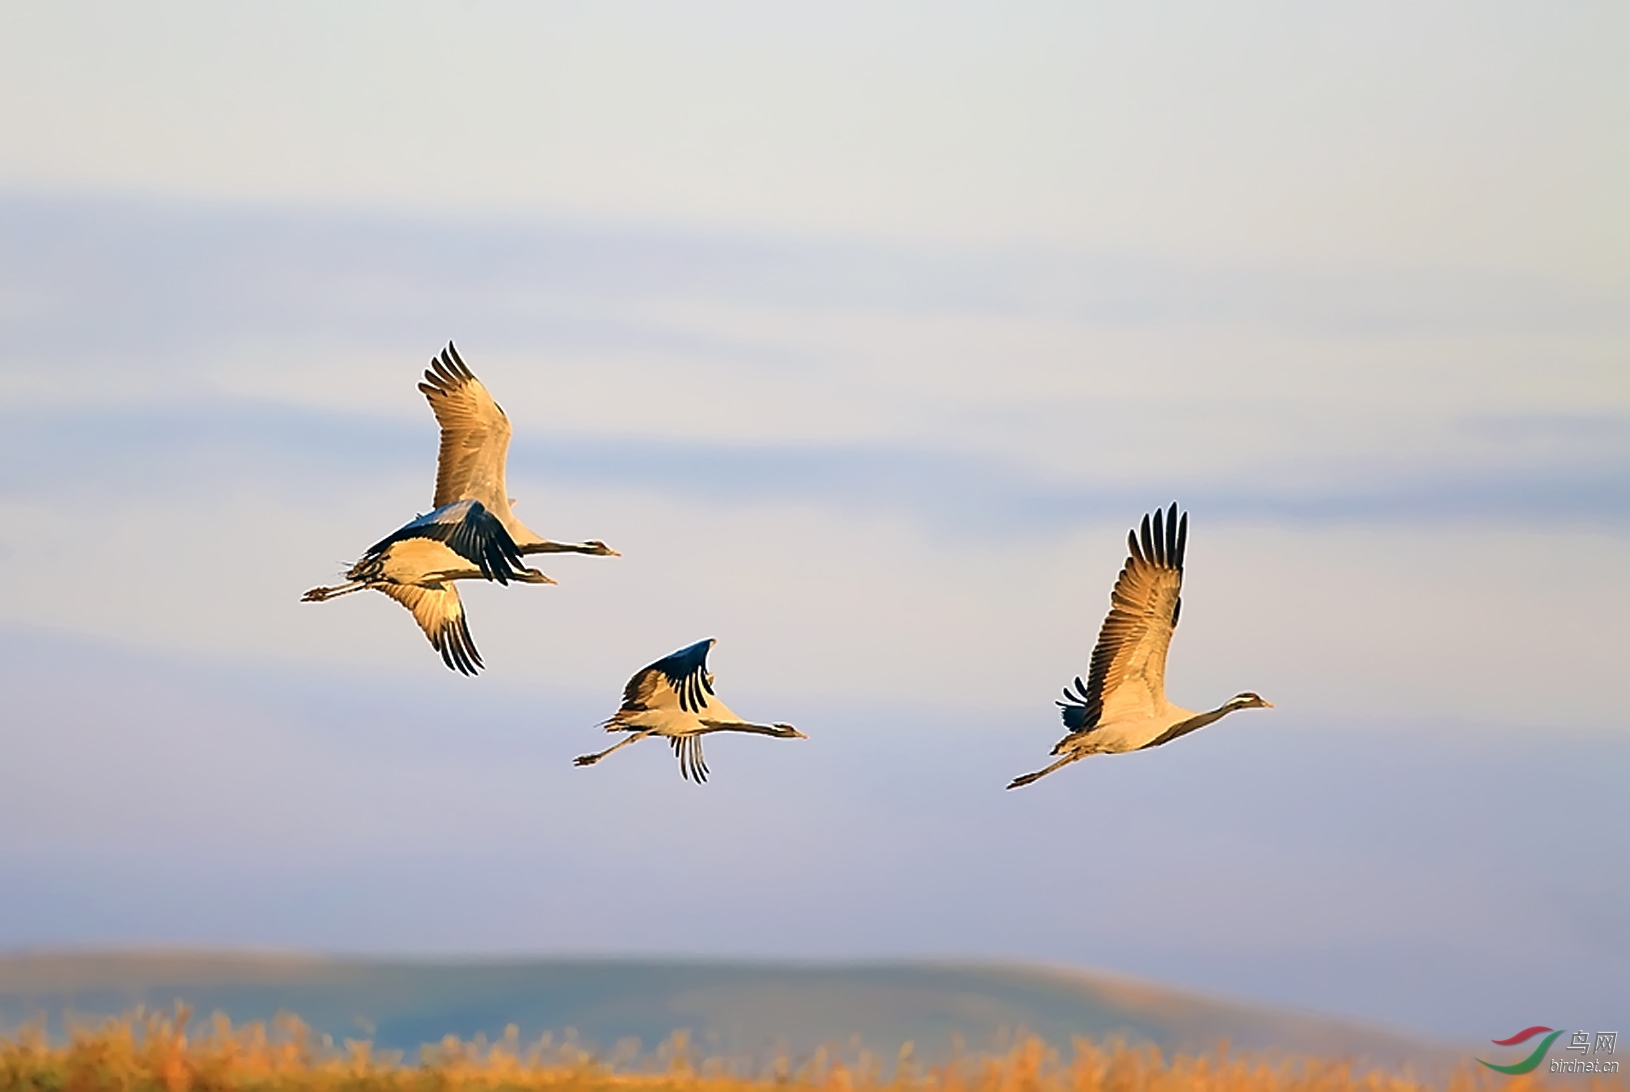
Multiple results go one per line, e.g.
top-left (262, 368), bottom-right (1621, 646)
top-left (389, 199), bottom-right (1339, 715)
top-left (520, 540), bottom-right (607, 555)
top-left (698, 719), bottom-right (802, 738)
top-left (1144, 701), bottom-right (1240, 749)
top-left (1190, 701), bottom-right (1242, 731)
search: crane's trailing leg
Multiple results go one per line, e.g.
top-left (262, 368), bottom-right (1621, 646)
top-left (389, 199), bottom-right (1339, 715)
top-left (574, 729), bottom-right (657, 767)
top-left (301, 580), bottom-right (369, 602)
top-left (1006, 749), bottom-right (1085, 790)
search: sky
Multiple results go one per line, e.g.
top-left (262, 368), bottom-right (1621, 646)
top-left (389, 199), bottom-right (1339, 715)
top-left (1, 0), bottom-right (1627, 1044)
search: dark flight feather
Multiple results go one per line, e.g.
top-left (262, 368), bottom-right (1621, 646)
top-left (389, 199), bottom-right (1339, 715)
top-left (654, 638), bottom-right (717, 714)
top-left (1055, 503), bottom-right (1187, 735)
top-left (670, 733), bottom-right (711, 782)
top-left (365, 499), bottom-right (525, 583)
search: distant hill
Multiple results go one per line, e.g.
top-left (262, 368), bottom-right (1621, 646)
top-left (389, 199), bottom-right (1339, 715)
top-left (0, 953), bottom-right (1455, 1071)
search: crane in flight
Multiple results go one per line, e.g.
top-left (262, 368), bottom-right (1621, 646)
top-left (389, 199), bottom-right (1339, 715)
top-left (301, 499), bottom-right (538, 674)
top-left (1008, 503), bottom-right (1271, 789)
top-left (575, 638), bottom-right (806, 782)
top-left (418, 343), bottom-right (620, 560)
top-left (302, 342), bottom-right (618, 674)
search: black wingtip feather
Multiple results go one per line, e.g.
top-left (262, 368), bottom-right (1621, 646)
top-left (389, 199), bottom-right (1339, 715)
top-left (671, 735), bottom-right (710, 783)
top-left (422, 341), bottom-right (471, 392)
top-left (371, 500), bottom-right (525, 583)
top-left (1129, 502), bottom-right (1188, 572)
top-left (651, 639), bottom-right (717, 714)
top-left (441, 342), bottom-right (474, 382)
top-left (433, 611), bottom-right (483, 676)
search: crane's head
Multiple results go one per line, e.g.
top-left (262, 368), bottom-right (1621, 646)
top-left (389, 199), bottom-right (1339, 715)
top-left (1229, 692), bottom-right (1273, 710)
top-left (582, 540), bottom-right (621, 556)
top-left (772, 723), bottom-right (807, 739)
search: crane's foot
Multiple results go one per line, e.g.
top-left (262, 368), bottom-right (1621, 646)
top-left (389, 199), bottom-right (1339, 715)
top-left (573, 754), bottom-right (600, 767)
top-left (301, 587), bottom-right (332, 602)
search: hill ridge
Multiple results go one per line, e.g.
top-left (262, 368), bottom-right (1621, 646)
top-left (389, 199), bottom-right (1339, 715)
top-left (0, 952), bottom-right (1455, 1071)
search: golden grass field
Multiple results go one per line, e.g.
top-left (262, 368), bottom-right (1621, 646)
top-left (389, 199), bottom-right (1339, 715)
top-left (2, 1010), bottom-right (1623, 1092)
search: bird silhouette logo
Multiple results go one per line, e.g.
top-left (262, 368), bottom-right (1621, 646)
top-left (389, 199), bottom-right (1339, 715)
top-left (1478, 1027), bottom-right (1565, 1074)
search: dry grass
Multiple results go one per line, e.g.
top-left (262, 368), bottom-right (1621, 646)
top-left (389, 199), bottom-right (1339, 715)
top-left (1, 1010), bottom-right (1621, 1092)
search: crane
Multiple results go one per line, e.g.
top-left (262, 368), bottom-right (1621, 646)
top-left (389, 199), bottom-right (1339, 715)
top-left (575, 638), bottom-right (806, 782)
top-left (1007, 503), bottom-right (1272, 789)
top-left (300, 498), bottom-right (541, 675)
top-left (419, 343), bottom-right (620, 558)
top-left (301, 342), bottom-right (617, 674)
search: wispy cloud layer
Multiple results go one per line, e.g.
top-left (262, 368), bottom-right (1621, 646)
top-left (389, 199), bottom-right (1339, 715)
top-left (1, 196), bottom-right (1626, 719)
top-left (3, 400), bottom-right (1626, 533)
top-left (4, 196), bottom-right (1625, 519)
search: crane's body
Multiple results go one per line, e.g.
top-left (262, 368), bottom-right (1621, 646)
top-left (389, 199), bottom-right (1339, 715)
top-left (575, 638), bottom-right (805, 782)
top-left (302, 343), bottom-right (617, 674)
top-left (1008, 503), bottom-right (1271, 789)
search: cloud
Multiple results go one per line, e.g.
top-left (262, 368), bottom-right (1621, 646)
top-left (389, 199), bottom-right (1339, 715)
top-left (4, 196), bottom-right (1623, 362)
top-left (3, 398), bottom-right (1625, 532)
top-left (4, 197), bottom-right (1624, 497)
top-left (1, 199), bottom-right (1626, 735)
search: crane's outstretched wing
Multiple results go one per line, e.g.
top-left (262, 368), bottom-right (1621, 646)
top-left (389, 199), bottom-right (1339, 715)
top-left (418, 343), bottom-right (528, 534)
top-left (670, 734), bottom-right (710, 782)
top-left (618, 638), bottom-right (718, 715)
top-left (1056, 503), bottom-right (1187, 738)
top-left (376, 582), bottom-right (483, 675)
top-left (364, 500), bottom-right (526, 583)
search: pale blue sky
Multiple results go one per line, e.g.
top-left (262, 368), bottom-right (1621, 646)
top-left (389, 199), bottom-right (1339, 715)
top-left (0, 1), bottom-right (1626, 1043)
top-left (4, 2), bottom-right (1627, 282)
